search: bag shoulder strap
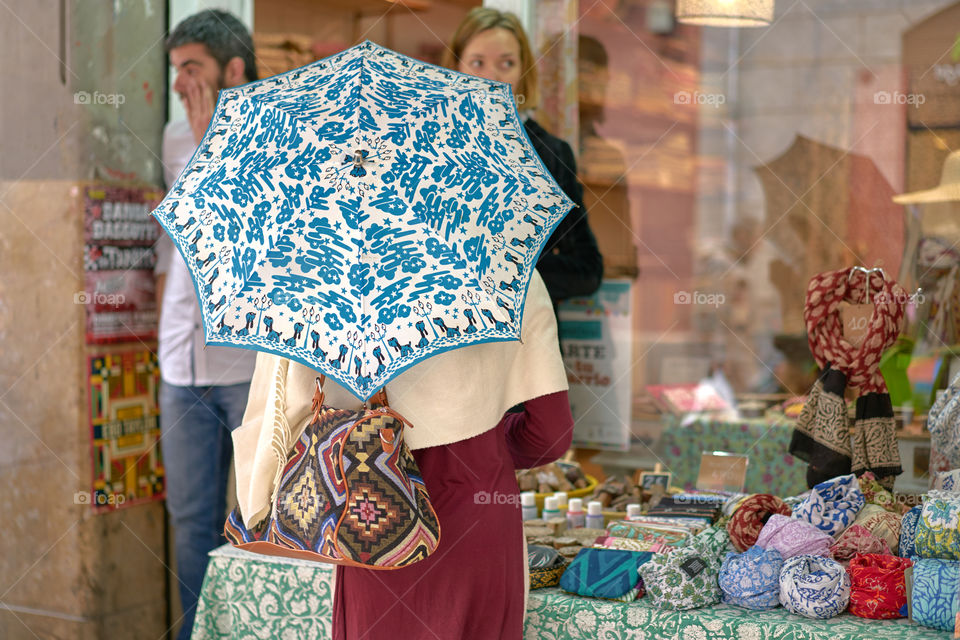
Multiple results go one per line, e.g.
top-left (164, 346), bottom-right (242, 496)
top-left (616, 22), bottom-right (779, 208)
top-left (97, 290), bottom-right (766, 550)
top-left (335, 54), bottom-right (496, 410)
top-left (313, 375), bottom-right (389, 420)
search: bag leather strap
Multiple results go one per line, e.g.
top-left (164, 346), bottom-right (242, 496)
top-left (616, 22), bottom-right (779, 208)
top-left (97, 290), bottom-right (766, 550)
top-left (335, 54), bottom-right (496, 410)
top-left (312, 375), bottom-right (389, 422)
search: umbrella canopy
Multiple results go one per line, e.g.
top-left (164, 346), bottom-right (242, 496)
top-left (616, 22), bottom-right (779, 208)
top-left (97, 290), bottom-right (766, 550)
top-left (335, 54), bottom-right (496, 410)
top-left (152, 41), bottom-right (572, 400)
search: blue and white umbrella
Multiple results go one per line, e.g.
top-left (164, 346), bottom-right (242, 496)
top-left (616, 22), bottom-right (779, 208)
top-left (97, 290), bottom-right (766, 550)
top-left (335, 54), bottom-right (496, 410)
top-left (153, 41), bottom-right (572, 400)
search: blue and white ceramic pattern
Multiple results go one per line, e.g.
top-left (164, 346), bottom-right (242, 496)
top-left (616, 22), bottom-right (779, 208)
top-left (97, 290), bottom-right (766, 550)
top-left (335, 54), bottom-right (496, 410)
top-left (152, 41), bottom-right (572, 400)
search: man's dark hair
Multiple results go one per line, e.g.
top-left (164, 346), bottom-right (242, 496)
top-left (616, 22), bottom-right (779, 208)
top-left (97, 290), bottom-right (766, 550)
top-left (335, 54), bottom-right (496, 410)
top-left (166, 9), bottom-right (257, 83)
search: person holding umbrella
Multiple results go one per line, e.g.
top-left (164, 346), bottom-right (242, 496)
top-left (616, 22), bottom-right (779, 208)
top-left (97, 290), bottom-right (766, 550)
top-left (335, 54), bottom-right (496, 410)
top-left (151, 35), bottom-right (580, 638)
top-left (443, 8), bottom-right (604, 310)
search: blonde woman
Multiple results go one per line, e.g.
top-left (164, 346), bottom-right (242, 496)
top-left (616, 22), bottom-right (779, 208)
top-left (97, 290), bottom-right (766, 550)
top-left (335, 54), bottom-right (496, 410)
top-left (443, 8), bottom-right (603, 310)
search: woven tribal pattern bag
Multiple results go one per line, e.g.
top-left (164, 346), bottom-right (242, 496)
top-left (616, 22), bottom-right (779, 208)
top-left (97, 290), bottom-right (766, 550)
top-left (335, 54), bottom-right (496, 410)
top-left (225, 376), bottom-right (441, 569)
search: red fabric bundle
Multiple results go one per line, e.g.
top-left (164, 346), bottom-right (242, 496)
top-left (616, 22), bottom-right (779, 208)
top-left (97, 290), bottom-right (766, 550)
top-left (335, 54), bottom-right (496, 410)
top-left (847, 553), bottom-right (912, 619)
top-left (726, 494), bottom-right (792, 552)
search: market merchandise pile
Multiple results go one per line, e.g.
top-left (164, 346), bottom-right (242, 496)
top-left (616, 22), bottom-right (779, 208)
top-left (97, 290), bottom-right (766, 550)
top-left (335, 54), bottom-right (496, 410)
top-left (524, 469), bottom-right (960, 632)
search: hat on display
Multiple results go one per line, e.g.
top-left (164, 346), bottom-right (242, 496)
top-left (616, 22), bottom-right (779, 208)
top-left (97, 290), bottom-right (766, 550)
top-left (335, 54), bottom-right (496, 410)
top-left (894, 150), bottom-right (960, 204)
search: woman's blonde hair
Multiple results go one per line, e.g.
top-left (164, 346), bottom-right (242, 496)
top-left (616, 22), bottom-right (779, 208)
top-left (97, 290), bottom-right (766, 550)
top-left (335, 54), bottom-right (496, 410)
top-left (442, 7), bottom-right (539, 110)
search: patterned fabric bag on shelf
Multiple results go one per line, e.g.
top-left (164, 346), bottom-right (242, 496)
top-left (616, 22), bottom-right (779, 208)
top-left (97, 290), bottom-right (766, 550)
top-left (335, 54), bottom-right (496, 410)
top-left (718, 545), bottom-right (784, 610)
top-left (224, 376), bottom-right (440, 569)
top-left (914, 490), bottom-right (960, 560)
top-left (726, 494), bottom-right (792, 552)
top-left (779, 554), bottom-right (850, 619)
top-left (558, 548), bottom-right (653, 602)
top-left (639, 544), bottom-right (722, 610)
top-left (911, 558), bottom-right (960, 631)
top-left (792, 473), bottom-right (865, 535)
top-left (756, 514), bottom-right (832, 559)
top-left (529, 545), bottom-right (569, 589)
top-left (847, 553), bottom-right (912, 620)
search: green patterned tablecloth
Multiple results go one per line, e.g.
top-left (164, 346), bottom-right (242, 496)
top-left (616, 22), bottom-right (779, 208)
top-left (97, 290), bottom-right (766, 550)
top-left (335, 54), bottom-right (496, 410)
top-left (193, 545), bottom-right (950, 639)
top-left (526, 588), bottom-right (950, 640)
top-left (658, 416), bottom-right (808, 497)
top-left (192, 545), bottom-right (334, 640)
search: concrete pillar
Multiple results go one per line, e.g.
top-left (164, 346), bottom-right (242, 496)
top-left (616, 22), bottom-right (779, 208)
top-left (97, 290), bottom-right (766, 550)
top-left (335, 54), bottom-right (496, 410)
top-left (0, 1), bottom-right (169, 638)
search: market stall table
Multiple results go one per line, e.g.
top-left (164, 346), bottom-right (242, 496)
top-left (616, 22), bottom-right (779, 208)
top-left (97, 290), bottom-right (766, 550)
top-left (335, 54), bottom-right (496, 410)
top-left (192, 545), bottom-right (951, 639)
top-left (658, 415), bottom-right (808, 496)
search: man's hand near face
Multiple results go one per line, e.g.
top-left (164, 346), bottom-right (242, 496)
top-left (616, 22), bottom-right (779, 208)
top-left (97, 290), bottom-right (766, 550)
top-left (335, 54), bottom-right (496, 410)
top-left (181, 74), bottom-right (217, 146)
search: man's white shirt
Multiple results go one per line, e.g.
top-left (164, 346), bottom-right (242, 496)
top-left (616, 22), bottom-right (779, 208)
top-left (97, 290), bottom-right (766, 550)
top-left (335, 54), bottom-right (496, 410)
top-left (155, 119), bottom-right (257, 386)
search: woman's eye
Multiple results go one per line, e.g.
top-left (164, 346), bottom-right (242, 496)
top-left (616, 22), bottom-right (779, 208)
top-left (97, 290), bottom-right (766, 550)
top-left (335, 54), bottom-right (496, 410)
top-left (501, 60), bottom-right (516, 70)
top-left (469, 59), bottom-right (483, 69)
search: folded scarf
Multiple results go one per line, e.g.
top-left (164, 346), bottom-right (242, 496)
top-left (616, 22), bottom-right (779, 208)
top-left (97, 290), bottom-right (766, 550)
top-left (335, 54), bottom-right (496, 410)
top-left (779, 554), bottom-right (851, 619)
top-left (915, 489), bottom-right (960, 560)
top-left (792, 473), bottom-right (865, 535)
top-left (756, 514), bottom-right (832, 559)
top-left (719, 546), bottom-right (784, 610)
top-left (899, 505), bottom-right (921, 559)
top-left (830, 524), bottom-right (889, 562)
top-left (625, 516), bottom-right (710, 535)
top-left (790, 268), bottom-right (904, 489)
top-left (727, 494), bottom-right (792, 552)
top-left (858, 471), bottom-right (907, 514)
top-left (847, 553), bottom-right (912, 619)
top-left (605, 520), bottom-right (691, 546)
top-left (593, 535), bottom-right (672, 553)
top-left (849, 504), bottom-right (901, 553)
top-left (639, 545), bottom-right (722, 610)
top-left (912, 558), bottom-right (960, 631)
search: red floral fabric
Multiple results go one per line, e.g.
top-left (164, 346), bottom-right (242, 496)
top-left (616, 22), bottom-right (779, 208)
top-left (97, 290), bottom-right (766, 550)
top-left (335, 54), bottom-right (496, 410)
top-left (847, 553), bottom-right (912, 619)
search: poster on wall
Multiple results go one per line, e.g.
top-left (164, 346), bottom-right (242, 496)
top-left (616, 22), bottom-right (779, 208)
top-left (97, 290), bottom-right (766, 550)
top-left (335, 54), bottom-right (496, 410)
top-left (85, 350), bottom-right (164, 512)
top-left (83, 185), bottom-right (163, 344)
top-left (559, 279), bottom-right (633, 451)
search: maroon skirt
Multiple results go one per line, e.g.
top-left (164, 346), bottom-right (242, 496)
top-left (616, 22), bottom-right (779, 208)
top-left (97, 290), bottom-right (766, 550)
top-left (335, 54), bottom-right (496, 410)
top-left (331, 391), bottom-right (573, 640)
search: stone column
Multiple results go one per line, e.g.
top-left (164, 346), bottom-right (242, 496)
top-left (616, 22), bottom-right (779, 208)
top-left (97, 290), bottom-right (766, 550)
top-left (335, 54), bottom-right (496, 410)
top-left (0, 1), bottom-right (169, 638)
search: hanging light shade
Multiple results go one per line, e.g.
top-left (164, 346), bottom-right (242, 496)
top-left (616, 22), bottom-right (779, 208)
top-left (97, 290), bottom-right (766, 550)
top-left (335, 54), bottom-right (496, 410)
top-left (676, 0), bottom-right (774, 27)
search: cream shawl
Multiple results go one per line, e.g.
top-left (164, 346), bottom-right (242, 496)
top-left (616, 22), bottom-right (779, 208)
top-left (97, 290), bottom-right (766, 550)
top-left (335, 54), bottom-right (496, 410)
top-left (231, 271), bottom-right (569, 528)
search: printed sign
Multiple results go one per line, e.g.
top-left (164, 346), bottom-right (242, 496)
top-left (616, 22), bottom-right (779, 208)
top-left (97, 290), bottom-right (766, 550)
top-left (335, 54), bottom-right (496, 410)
top-left (86, 350), bottom-right (164, 512)
top-left (696, 451), bottom-right (748, 493)
top-left (83, 185), bottom-right (163, 343)
top-left (559, 280), bottom-right (633, 451)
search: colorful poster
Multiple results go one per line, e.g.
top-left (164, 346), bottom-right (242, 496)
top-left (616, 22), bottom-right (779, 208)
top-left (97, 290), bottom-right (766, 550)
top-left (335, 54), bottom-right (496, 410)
top-left (85, 350), bottom-right (164, 512)
top-left (559, 279), bottom-right (633, 451)
top-left (83, 185), bottom-right (163, 343)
